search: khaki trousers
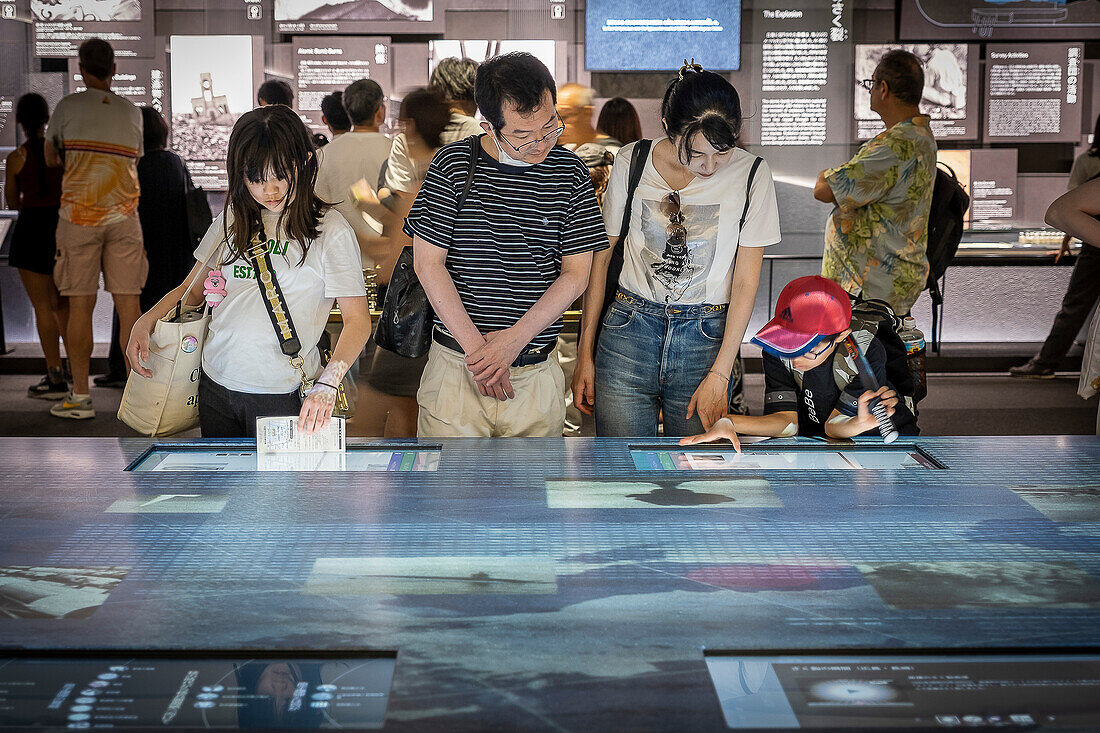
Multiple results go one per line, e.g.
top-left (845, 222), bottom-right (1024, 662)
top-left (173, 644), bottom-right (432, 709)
top-left (416, 341), bottom-right (566, 438)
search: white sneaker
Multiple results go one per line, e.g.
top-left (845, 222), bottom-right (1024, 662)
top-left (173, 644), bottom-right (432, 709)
top-left (50, 392), bottom-right (95, 420)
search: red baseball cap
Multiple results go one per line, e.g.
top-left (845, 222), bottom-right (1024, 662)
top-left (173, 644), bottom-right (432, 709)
top-left (751, 276), bottom-right (853, 358)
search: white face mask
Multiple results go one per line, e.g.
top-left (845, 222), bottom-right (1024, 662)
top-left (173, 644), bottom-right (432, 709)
top-left (491, 132), bottom-right (535, 168)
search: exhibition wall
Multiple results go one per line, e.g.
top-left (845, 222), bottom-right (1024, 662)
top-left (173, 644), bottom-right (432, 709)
top-left (0, 0), bottom-right (1098, 345)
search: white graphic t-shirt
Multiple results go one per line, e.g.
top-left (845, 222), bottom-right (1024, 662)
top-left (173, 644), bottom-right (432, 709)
top-left (601, 142), bottom-right (782, 305)
top-left (194, 208), bottom-right (366, 394)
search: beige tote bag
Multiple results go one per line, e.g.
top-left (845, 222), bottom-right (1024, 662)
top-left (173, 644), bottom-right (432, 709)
top-left (117, 260), bottom-right (214, 437)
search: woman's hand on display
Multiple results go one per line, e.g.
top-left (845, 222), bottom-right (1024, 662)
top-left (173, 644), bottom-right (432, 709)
top-left (686, 370), bottom-right (729, 430)
top-left (678, 417), bottom-right (742, 453)
top-left (298, 383), bottom-right (337, 435)
top-left (571, 355), bottom-right (596, 416)
top-left (466, 329), bottom-right (524, 387)
top-left (856, 386), bottom-right (898, 432)
top-left (126, 315), bottom-right (155, 378)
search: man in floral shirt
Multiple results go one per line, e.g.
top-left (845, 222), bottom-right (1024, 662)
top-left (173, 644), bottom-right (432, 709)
top-left (814, 50), bottom-right (937, 315)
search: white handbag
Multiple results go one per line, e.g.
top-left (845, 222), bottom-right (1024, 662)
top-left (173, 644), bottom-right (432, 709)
top-left (117, 260), bottom-right (213, 437)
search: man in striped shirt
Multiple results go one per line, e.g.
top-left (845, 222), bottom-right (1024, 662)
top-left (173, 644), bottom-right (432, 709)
top-left (45, 38), bottom-right (145, 420)
top-left (405, 52), bottom-right (608, 437)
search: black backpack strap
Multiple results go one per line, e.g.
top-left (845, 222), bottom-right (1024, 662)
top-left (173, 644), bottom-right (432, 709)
top-left (739, 156), bottom-right (763, 233)
top-left (456, 134), bottom-right (480, 212)
top-left (617, 139), bottom-right (652, 240)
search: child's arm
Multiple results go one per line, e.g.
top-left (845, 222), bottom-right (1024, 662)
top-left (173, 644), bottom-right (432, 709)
top-left (679, 411), bottom-right (799, 452)
top-left (824, 386), bottom-right (898, 439)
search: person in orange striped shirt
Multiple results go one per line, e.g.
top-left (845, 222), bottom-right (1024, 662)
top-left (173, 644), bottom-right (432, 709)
top-left (45, 38), bottom-right (146, 420)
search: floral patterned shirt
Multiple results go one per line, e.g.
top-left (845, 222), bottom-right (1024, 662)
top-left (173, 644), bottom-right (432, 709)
top-left (822, 116), bottom-right (937, 314)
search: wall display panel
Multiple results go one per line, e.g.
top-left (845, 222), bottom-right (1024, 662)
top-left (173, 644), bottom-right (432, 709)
top-left (968, 148), bottom-right (1018, 231)
top-left (0, 97), bottom-right (13, 148)
top-left (67, 57), bottom-right (166, 112)
top-left (900, 0), bottom-right (1100, 41)
top-left (293, 36), bottom-right (392, 137)
top-left (751, 0), bottom-right (854, 147)
top-left (276, 0), bottom-right (442, 34)
top-left (170, 35), bottom-right (263, 191)
top-left (32, 0), bottom-right (154, 58)
top-left (940, 149), bottom-right (1018, 231)
top-left (984, 43), bottom-right (1083, 144)
top-left (855, 44), bottom-right (979, 141)
top-left (585, 0), bottom-right (741, 71)
top-left (429, 40), bottom-right (557, 82)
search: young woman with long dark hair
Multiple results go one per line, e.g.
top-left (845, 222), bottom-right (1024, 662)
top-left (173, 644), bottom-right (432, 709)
top-left (126, 104), bottom-right (371, 437)
top-left (573, 62), bottom-right (781, 437)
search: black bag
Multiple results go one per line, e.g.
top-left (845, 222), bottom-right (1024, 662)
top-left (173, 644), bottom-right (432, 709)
top-left (849, 298), bottom-right (918, 403)
top-left (375, 135), bottom-right (480, 358)
top-left (924, 162), bottom-right (969, 352)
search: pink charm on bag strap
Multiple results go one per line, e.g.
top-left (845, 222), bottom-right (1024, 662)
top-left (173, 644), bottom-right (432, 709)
top-left (203, 270), bottom-right (228, 307)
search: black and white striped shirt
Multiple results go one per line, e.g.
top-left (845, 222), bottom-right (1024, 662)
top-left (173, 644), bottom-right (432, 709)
top-left (403, 136), bottom-right (608, 351)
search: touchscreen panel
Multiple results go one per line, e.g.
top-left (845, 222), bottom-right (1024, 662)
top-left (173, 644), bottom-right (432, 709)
top-left (705, 650), bottom-right (1100, 730)
top-left (129, 447), bottom-right (441, 472)
top-left (630, 446), bottom-right (943, 471)
top-left (0, 652), bottom-right (395, 729)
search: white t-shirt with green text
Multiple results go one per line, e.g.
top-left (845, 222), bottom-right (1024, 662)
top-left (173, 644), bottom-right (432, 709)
top-left (194, 208), bottom-right (366, 394)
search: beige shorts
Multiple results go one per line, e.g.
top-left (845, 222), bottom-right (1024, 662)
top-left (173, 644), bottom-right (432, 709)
top-left (54, 216), bottom-right (148, 296)
top-left (417, 341), bottom-right (566, 438)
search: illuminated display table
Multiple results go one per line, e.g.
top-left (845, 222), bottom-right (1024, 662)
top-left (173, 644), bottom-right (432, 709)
top-left (1, 436), bottom-right (1098, 730)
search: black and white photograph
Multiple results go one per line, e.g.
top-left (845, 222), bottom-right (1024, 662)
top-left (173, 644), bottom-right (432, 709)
top-left (31, 0), bottom-right (140, 21)
top-left (1011, 485), bottom-right (1100, 522)
top-left (0, 566), bottom-right (128, 619)
top-left (546, 478), bottom-right (779, 509)
top-left (857, 561), bottom-right (1100, 609)
top-left (170, 35), bottom-right (255, 188)
top-left (855, 43), bottom-right (968, 121)
top-left (305, 556), bottom-right (557, 595)
top-left (276, 0), bottom-right (432, 22)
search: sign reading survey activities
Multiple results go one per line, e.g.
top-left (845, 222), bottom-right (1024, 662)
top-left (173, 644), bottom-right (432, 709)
top-left (293, 36), bottom-right (393, 138)
top-left (984, 43), bottom-right (1083, 144)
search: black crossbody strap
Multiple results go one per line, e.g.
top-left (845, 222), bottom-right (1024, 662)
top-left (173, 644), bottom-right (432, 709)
top-left (617, 139), bottom-right (652, 240)
top-left (245, 229), bottom-right (302, 358)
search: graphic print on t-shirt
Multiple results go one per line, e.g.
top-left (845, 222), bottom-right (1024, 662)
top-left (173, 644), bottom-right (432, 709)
top-left (638, 198), bottom-right (719, 302)
top-left (226, 238), bottom-right (293, 280)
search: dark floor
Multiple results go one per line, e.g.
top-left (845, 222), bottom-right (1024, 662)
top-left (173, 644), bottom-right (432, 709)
top-left (1, 369), bottom-right (1094, 438)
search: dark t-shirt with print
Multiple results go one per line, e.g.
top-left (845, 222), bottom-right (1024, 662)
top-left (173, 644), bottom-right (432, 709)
top-left (762, 338), bottom-right (918, 438)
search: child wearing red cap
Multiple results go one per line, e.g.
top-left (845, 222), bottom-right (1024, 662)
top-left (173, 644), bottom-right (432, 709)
top-left (681, 275), bottom-right (917, 450)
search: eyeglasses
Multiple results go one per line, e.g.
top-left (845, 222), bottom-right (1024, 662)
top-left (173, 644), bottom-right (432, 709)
top-left (858, 78), bottom-right (876, 93)
top-left (802, 336), bottom-right (839, 359)
top-left (496, 121), bottom-right (566, 154)
top-left (659, 191), bottom-right (687, 256)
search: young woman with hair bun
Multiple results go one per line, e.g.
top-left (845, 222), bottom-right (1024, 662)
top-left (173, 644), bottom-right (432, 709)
top-left (573, 61), bottom-right (782, 437)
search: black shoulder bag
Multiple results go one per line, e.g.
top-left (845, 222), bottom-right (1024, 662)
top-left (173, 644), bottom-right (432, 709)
top-left (375, 134), bottom-right (480, 358)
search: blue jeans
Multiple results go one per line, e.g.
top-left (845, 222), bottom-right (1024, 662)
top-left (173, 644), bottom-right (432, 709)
top-left (594, 290), bottom-right (744, 438)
